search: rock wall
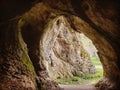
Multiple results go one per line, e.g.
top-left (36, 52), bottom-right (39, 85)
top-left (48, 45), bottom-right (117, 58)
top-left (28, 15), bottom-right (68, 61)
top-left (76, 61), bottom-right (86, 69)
top-left (0, 0), bottom-right (120, 90)
top-left (0, 19), bottom-right (36, 90)
top-left (20, 4), bottom-right (95, 89)
top-left (41, 16), bottom-right (95, 79)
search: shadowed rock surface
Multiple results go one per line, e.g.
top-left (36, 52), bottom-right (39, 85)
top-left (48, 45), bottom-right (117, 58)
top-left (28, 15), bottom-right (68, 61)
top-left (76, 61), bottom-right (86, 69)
top-left (0, 0), bottom-right (120, 90)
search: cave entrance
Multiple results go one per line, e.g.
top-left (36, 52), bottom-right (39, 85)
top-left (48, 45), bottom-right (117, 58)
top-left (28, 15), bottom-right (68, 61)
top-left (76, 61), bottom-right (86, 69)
top-left (73, 33), bottom-right (103, 85)
top-left (41, 16), bottom-right (103, 86)
top-left (50, 33), bottom-right (103, 86)
top-left (20, 15), bottom-right (104, 89)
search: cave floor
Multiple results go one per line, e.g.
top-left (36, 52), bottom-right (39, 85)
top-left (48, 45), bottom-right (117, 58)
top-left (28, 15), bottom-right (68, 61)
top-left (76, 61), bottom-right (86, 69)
top-left (59, 84), bottom-right (97, 90)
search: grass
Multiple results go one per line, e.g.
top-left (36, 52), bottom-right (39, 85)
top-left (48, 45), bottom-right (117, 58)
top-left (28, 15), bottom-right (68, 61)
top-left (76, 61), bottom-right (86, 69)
top-left (54, 56), bottom-right (103, 85)
top-left (91, 56), bottom-right (101, 65)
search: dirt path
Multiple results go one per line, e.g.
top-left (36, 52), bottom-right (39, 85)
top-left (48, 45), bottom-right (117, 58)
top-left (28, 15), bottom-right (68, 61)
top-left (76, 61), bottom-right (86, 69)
top-left (59, 84), bottom-right (97, 90)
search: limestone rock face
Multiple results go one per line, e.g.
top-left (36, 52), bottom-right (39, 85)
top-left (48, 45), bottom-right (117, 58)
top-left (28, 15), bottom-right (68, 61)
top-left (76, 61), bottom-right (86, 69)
top-left (41, 16), bottom-right (95, 79)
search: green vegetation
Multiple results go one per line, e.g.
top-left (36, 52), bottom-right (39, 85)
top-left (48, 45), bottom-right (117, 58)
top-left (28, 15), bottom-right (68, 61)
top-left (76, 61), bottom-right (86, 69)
top-left (54, 56), bottom-right (103, 85)
top-left (91, 56), bottom-right (101, 65)
top-left (18, 32), bottom-right (36, 86)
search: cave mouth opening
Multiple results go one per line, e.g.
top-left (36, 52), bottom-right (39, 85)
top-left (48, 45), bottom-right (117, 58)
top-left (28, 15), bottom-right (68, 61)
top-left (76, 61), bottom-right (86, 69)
top-left (20, 15), bottom-right (104, 89)
top-left (38, 16), bottom-right (104, 86)
top-left (50, 33), bottom-right (103, 86)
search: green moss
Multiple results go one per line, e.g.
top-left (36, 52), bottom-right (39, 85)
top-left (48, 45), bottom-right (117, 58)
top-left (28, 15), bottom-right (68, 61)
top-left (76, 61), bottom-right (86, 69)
top-left (19, 50), bottom-right (37, 86)
top-left (17, 23), bottom-right (37, 88)
top-left (20, 52), bottom-right (35, 74)
top-left (54, 67), bottom-right (103, 85)
top-left (91, 56), bottom-right (101, 65)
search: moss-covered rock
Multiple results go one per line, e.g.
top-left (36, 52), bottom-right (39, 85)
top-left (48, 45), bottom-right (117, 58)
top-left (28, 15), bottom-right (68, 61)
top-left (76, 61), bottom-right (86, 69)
top-left (0, 19), bottom-right (37, 90)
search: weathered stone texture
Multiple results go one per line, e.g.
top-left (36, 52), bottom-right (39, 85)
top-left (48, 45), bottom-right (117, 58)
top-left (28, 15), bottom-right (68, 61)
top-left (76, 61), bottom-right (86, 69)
top-left (0, 0), bottom-right (120, 90)
top-left (41, 16), bottom-right (95, 79)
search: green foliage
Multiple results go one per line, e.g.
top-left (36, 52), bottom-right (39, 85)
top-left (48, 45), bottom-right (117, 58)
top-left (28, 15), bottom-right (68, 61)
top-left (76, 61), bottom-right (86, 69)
top-left (78, 68), bottom-right (103, 85)
top-left (54, 56), bottom-right (103, 85)
top-left (91, 56), bottom-right (101, 65)
top-left (72, 76), bottom-right (79, 81)
top-left (55, 68), bottom-right (103, 85)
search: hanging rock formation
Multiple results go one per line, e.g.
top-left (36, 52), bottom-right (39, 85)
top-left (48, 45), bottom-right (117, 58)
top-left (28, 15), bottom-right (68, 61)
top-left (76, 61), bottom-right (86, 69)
top-left (0, 0), bottom-right (120, 90)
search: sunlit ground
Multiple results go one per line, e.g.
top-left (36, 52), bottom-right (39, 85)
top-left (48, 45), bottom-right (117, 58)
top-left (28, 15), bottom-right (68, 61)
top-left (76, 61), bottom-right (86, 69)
top-left (53, 33), bottom-right (103, 85)
top-left (54, 56), bottom-right (103, 85)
